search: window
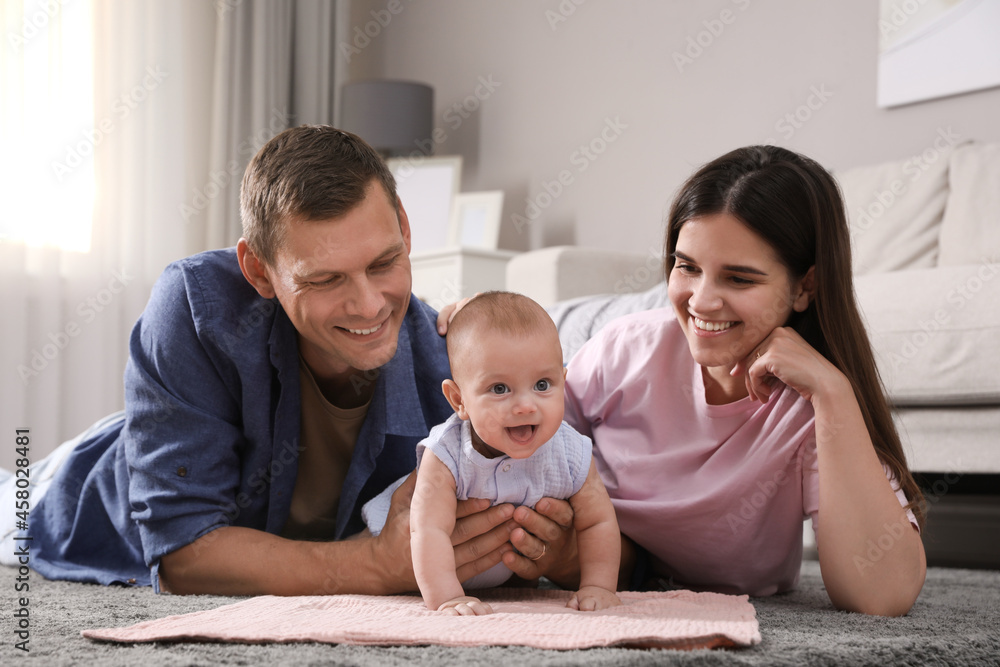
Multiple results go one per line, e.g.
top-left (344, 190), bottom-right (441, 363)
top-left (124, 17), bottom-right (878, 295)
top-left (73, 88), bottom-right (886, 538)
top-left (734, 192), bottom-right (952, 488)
top-left (2, 0), bottom-right (95, 252)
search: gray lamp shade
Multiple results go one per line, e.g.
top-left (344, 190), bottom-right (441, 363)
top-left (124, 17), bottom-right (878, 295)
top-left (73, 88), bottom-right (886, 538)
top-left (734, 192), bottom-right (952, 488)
top-left (339, 80), bottom-right (434, 157)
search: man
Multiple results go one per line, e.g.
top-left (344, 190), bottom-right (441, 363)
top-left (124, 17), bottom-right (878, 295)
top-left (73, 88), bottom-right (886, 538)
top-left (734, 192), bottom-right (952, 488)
top-left (12, 127), bottom-right (574, 595)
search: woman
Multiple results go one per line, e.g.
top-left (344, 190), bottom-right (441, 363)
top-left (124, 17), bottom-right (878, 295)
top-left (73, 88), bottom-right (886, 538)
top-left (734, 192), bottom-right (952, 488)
top-left (561, 146), bottom-right (925, 616)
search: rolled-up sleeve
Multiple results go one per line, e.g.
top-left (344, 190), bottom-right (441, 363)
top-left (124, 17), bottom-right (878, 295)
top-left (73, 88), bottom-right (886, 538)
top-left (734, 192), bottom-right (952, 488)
top-left (123, 262), bottom-right (252, 570)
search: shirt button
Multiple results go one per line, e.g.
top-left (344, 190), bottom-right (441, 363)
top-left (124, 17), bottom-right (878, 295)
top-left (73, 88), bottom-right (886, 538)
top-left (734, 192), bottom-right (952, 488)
top-left (502, 464), bottom-right (511, 472)
top-left (177, 466), bottom-right (187, 477)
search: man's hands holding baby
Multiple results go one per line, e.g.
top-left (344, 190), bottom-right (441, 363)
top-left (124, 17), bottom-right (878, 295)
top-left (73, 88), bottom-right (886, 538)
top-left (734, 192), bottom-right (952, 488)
top-left (375, 475), bottom-right (580, 592)
top-left (502, 499), bottom-right (581, 589)
top-left (373, 473), bottom-right (515, 592)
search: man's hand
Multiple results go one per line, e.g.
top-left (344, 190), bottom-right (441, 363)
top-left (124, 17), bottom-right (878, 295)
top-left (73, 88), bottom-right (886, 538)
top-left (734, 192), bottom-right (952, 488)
top-left (436, 296), bottom-right (477, 335)
top-left (376, 473), bottom-right (517, 591)
top-left (502, 497), bottom-right (580, 588)
top-left (369, 474), bottom-right (422, 591)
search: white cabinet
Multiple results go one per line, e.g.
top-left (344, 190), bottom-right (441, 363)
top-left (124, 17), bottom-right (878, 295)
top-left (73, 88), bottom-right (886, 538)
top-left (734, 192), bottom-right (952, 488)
top-left (410, 247), bottom-right (517, 311)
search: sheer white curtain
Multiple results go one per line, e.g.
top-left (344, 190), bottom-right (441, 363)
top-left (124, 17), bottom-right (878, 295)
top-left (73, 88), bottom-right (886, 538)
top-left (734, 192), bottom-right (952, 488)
top-left (200, 0), bottom-right (338, 250)
top-left (1, 0), bottom-right (339, 470)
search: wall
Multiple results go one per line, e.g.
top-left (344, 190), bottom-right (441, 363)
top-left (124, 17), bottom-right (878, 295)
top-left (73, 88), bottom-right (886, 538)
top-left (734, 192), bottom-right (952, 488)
top-left (344, 0), bottom-right (1000, 256)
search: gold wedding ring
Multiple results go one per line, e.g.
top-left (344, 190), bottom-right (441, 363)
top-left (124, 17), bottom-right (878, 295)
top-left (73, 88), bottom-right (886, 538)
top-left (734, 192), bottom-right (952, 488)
top-left (530, 543), bottom-right (547, 561)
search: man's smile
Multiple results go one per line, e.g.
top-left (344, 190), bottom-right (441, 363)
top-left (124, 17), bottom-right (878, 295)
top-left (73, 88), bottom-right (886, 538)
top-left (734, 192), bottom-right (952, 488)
top-left (336, 314), bottom-right (390, 337)
top-left (344, 322), bottom-right (383, 336)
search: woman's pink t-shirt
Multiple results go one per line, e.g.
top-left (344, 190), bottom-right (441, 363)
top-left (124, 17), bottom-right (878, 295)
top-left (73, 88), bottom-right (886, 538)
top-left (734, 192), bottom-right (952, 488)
top-left (564, 307), bottom-right (912, 596)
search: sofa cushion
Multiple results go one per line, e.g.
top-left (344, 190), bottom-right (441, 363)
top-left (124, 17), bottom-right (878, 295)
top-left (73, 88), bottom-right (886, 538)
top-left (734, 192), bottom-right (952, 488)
top-left (857, 264), bottom-right (1000, 406)
top-left (835, 145), bottom-right (952, 275)
top-left (938, 141), bottom-right (1000, 266)
top-left (547, 282), bottom-right (669, 361)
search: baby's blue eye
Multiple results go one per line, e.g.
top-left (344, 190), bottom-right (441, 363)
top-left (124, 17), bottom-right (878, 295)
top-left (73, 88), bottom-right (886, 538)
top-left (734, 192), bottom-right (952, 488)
top-left (490, 384), bottom-right (509, 395)
top-left (534, 379), bottom-right (550, 391)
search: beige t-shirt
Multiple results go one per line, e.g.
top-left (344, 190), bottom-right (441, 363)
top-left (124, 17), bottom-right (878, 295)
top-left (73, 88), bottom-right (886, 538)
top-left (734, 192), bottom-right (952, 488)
top-left (280, 357), bottom-right (370, 540)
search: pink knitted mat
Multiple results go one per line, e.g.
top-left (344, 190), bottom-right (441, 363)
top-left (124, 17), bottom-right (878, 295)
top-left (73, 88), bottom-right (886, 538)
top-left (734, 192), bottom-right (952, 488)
top-left (83, 588), bottom-right (761, 650)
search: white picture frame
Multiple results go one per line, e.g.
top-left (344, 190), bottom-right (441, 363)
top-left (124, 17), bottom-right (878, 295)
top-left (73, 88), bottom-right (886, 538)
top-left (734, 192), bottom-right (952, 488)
top-left (877, 0), bottom-right (1000, 108)
top-left (448, 191), bottom-right (504, 250)
top-left (387, 155), bottom-right (462, 254)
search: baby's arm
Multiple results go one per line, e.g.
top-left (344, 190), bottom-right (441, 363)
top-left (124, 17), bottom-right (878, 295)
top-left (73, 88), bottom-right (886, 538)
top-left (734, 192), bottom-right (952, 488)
top-left (411, 452), bottom-right (493, 615)
top-left (567, 459), bottom-right (623, 611)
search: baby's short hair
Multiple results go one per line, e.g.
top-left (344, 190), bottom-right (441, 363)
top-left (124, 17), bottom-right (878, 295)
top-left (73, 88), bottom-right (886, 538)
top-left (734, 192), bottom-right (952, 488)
top-left (446, 291), bottom-right (560, 368)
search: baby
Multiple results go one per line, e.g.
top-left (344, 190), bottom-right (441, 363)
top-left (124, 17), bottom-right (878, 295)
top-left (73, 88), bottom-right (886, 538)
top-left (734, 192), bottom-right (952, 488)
top-left (409, 291), bottom-right (622, 615)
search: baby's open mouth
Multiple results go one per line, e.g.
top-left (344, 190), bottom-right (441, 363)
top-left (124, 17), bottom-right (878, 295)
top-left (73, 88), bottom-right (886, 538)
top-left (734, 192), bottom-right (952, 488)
top-left (506, 424), bottom-right (536, 443)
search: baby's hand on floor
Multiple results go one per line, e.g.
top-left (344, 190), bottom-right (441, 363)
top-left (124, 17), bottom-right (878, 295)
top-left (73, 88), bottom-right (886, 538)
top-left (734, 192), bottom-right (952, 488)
top-left (437, 595), bottom-right (494, 616)
top-left (567, 586), bottom-right (622, 611)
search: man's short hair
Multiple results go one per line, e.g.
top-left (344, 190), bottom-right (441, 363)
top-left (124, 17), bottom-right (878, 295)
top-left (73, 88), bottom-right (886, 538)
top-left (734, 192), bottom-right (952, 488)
top-left (446, 291), bottom-right (561, 372)
top-left (240, 125), bottom-right (398, 266)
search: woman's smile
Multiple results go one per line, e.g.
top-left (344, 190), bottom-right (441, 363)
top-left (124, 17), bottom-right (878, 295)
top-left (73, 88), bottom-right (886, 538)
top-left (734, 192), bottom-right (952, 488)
top-left (693, 317), bottom-right (737, 333)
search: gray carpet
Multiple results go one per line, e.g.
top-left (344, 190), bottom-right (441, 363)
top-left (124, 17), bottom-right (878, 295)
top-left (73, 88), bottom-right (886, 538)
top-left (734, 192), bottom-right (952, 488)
top-left (2, 560), bottom-right (998, 666)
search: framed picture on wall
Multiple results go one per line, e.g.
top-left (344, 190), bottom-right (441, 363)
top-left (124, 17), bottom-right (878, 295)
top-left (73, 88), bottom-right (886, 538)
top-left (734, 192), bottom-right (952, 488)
top-left (387, 156), bottom-right (462, 253)
top-left (448, 191), bottom-right (504, 250)
top-left (877, 0), bottom-right (1000, 107)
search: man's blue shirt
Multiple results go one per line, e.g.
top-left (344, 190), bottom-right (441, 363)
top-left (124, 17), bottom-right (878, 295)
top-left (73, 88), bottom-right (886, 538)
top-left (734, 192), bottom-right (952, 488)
top-left (29, 248), bottom-right (452, 588)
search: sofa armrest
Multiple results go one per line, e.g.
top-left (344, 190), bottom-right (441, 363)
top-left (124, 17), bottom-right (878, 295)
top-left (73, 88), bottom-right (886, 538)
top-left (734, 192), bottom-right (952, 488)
top-left (506, 246), bottom-right (663, 308)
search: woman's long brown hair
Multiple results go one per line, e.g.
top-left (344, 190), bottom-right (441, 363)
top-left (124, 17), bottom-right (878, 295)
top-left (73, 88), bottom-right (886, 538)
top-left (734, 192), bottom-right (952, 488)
top-left (664, 145), bottom-right (925, 528)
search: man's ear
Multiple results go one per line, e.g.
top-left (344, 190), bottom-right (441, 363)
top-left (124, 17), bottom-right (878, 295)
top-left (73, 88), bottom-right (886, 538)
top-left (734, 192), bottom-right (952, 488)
top-left (792, 265), bottom-right (816, 313)
top-left (397, 197), bottom-right (412, 254)
top-left (441, 379), bottom-right (468, 419)
top-left (237, 238), bottom-right (277, 299)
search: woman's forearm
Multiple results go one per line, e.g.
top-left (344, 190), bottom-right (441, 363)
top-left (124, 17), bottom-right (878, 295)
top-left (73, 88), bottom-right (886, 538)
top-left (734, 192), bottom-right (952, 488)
top-left (812, 385), bottom-right (926, 616)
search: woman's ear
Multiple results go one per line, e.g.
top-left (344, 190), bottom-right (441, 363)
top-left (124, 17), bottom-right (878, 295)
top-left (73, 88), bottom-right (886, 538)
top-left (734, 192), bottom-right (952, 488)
top-left (792, 265), bottom-right (816, 312)
top-left (441, 379), bottom-right (468, 419)
top-left (237, 238), bottom-right (277, 299)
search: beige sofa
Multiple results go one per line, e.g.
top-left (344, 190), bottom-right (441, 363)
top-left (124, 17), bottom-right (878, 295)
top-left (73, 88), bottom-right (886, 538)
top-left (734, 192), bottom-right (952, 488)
top-left (507, 140), bottom-right (1000, 476)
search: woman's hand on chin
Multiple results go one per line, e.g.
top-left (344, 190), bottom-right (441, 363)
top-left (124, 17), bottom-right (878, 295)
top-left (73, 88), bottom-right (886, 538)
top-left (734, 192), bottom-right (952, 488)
top-left (732, 327), bottom-right (849, 404)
